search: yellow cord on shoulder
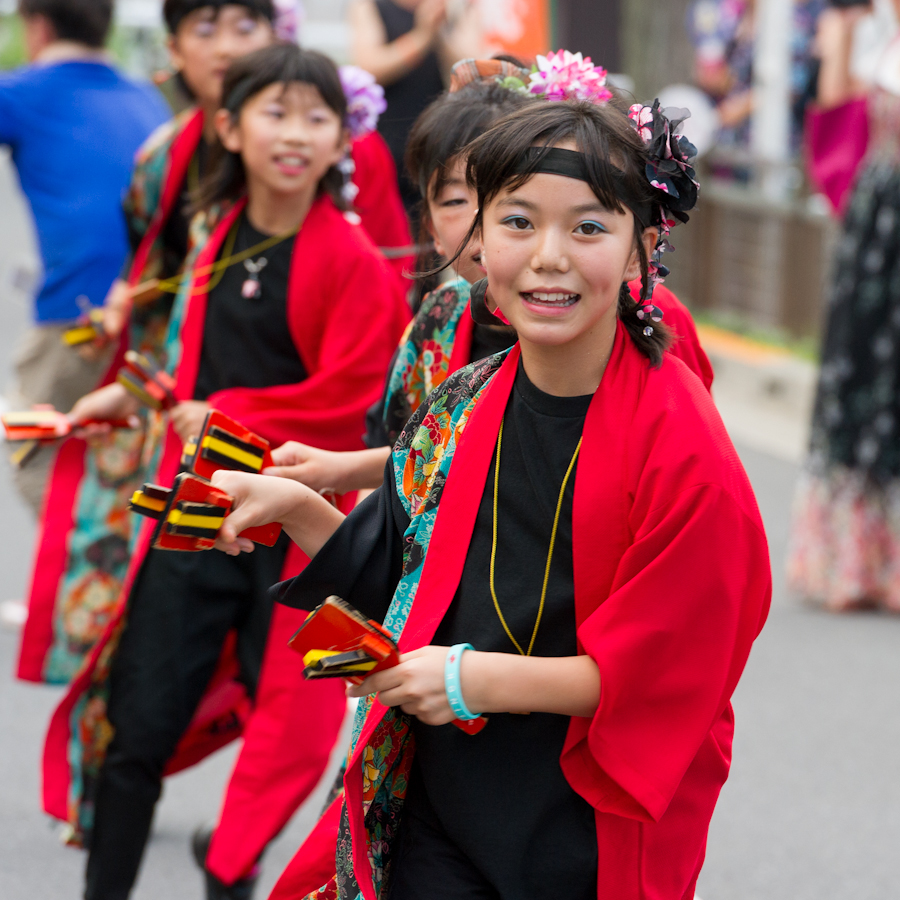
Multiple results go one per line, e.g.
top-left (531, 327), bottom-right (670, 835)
top-left (489, 417), bottom-right (582, 657)
top-left (155, 217), bottom-right (299, 296)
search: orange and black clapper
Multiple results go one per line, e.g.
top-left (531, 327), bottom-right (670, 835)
top-left (129, 472), bottom-right (281, 551)
top-left (116, 350), bottom-right (176, 411)
top-left (288, 596), bottom-right (487, 735)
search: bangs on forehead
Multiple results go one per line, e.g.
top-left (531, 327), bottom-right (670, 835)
top-left (222, 44), bottom-right (346, 121)
top-left (164, 0), bottom-right (274, 32)
top-left (500, 137), bottom-right (629, 217)
top-left (465, 100), bottom-right (655, 228)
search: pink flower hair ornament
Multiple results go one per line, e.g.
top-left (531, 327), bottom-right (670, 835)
top-left (527, 50), bottom-right (614, 104)
top-left (476, 49), bottom-right (613, 106)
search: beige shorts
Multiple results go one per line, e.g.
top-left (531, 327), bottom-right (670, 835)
top-left (7, 324), bottom-right (112, 515)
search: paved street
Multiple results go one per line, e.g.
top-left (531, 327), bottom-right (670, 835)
top-left (1, 155), bottom-right (900, 900)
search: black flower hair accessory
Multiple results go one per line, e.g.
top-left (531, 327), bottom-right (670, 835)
top-left (628, 100), bottom-right (700, 299)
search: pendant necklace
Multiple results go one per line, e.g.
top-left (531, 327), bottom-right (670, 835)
top-left (241, 257), bottom-right (268, 300)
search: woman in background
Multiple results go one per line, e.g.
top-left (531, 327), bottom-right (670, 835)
top-left (789, 2), bottom-right (900, 611)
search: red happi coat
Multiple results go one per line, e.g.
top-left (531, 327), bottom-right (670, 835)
top-left (276, 327), bottom-right (769, 900)
top-left (17, 108), bottom-right (205, 684)
top-left (42, 195), bottom-right (410, 843)
top-left (18, 113), bottom-right (412, 687)
top-left (269, 280), bottom-right (715, 897)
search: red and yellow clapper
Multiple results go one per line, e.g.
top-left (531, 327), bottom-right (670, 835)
top-left (129, 410), bottom-right (280, 551)
top-left (116, 350), bottom-right (176, 411)
top-left (1, 409), bottom-right (135, 468)
top-left (288, 596), bottom-right (488, 735)
top-left (181, 409), bottom-right (274, 478)
top-left (62, 307), bottom-right (106, 348)
top-left (129, 472), bottom-right (281, 551)
top-left (62, 280), bottom-right (163, 351)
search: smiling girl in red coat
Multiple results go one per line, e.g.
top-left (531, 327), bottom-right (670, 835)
top-left (211, 83), bottom-right (770, 899)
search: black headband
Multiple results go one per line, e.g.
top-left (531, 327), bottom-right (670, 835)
top-left (511, 147), bottom-right (655, 228)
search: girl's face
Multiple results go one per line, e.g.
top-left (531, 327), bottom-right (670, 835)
top-left (169, 5), bottom-right (273, 109)
top-left (219, 81), bottom-right (347, 199)
top-left (427, 156), bottom-right (484, 285)
top-left (480, 144), bottom-right (654, 350)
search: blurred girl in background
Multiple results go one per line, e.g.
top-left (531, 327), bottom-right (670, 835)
top-left (40, 44), bottom-right (408, 900)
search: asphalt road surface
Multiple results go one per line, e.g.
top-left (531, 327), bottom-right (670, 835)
top-left (2, 155), bottom-right (900, 900)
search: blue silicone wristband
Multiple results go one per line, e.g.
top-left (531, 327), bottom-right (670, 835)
top-left (444, 643), bottom-right (479, 721)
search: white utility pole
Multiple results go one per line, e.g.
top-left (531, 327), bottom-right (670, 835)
top-left (751, 0), bottom-right (793, 199)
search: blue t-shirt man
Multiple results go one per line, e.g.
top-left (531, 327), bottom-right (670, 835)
top-left (0, 60), bottom-right (169, 323)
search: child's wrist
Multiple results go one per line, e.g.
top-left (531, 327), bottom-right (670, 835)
top-left (458, 649), bottom-right (502, 714)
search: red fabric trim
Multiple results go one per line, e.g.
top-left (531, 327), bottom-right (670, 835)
top-left (446, 299), bottom-right (474, 377)
top-left (267, 797), bottom-right (343, 900)
top-left (17, 438), bottom-right (86, 681)
top-left (127, 109), bottom-right (204, 287)
top-left (351, 131), bottom-right (415, 290)
top-left (345, 348), bottom-right (520, 895)
top-left (21, 111), bottom-right (205, 687)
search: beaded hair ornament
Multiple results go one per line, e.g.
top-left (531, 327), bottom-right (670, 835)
top-left (336, 66), bottom-right (387, 205)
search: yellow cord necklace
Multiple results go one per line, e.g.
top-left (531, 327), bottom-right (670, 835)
top-left (489, 417), bottom-right (583, 656)
top-left (155, 216), bottom-right (299, 296)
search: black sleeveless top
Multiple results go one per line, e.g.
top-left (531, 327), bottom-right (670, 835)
top-left (374, 0), bottom-right (445, 212)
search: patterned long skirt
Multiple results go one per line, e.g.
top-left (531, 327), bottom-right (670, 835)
top-left (788, 160), bottom-right (900, 611)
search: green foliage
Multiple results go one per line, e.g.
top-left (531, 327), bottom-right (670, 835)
top-left (693, 309), bottom-right (821, 363)
top-left (0, 15), bottom-right (167, 76)
top-left (0, 15), bottom-right (27, 69)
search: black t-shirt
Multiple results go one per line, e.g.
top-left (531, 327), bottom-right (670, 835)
top-left (194, 213), bottom-right (307, 401)
top-left (277, 361), bottom-right (598, 898)
top-left (374, 0), bottom-right (444, 214)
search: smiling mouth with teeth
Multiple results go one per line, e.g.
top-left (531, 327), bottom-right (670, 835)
top-left (523, 291), bottom-right (580, 307)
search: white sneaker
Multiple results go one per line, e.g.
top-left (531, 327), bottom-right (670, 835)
top-left (0, 600), bottom-right (27, 629)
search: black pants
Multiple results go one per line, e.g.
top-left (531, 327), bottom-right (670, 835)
top-left (386, 763), bottom-right (500, 900)
top-left (84, 538), bottom-right (288, 900)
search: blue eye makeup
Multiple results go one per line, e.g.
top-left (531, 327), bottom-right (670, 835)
top-left (575, 220), bottom-right (608, 235)
top-left (501, 215), bottom-right (532, 230)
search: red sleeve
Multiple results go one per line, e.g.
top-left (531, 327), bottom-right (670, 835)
top-left (628, 281), bottom-right (714, 391)
top-left (567, 481), bottom-right (770, 822)
top-left (207, 244), bottom-right (409, 452)
top-left (351, 131), bottom-right (415, 290)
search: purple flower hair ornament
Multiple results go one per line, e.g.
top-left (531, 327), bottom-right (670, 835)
top-left (339, 65), bottom-right (387, 139)
top-left (527, 50), bottom-right (614, 105)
